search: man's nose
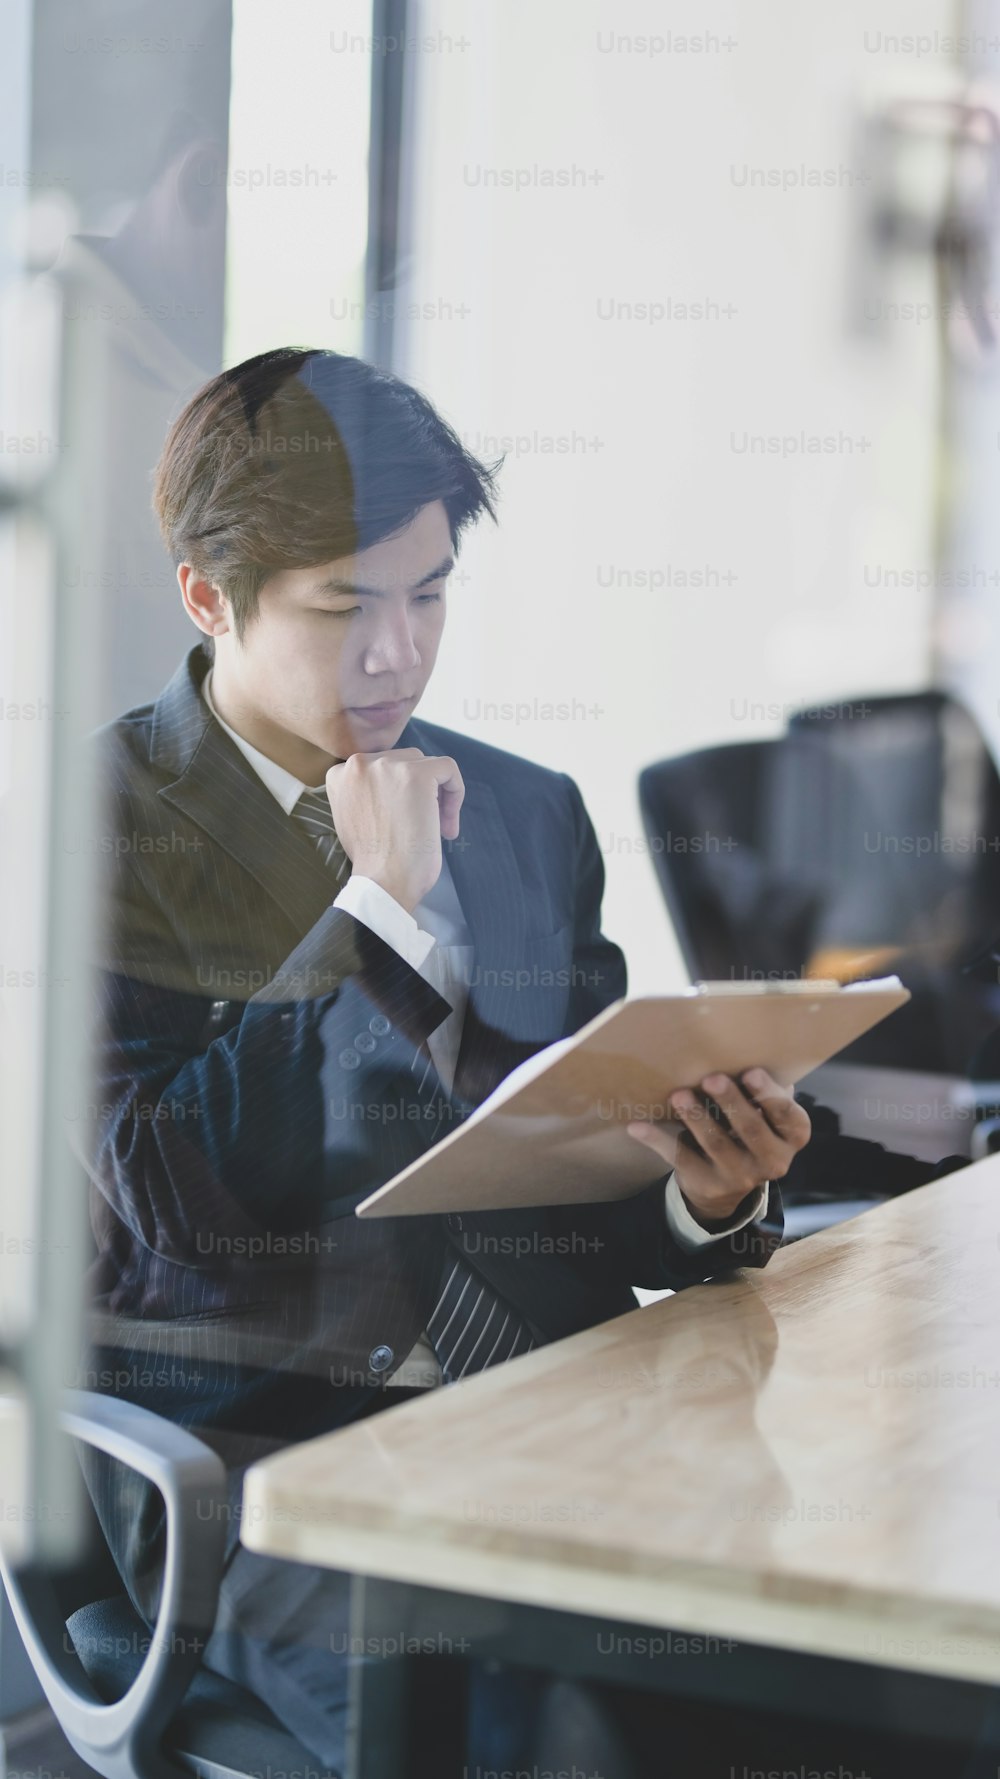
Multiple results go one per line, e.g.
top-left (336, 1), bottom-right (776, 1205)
top-left (362, 611), bottom-right (421, 674)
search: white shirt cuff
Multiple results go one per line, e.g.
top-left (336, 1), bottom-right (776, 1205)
top-left (664, 1174), bottom-right (770, 1251)
top-left (333, 875), bottom-right (437, 972)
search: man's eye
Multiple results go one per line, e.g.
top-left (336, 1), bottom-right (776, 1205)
top-left (415, 591), bottom-right (443, 605)
top-left (322, 606), bottom-right (361, 619)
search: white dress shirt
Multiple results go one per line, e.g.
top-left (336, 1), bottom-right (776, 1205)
top-left (201, 671), bottom-right (769, 1383)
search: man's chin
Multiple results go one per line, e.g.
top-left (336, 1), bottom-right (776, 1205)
top-left (343, 730), bottom-right (409, 757)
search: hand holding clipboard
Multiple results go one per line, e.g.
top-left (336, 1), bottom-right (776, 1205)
top-left (356, 977), bottom-right (909, 1218)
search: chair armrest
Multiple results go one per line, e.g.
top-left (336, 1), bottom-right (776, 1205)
top-left (1, 1389), bottom-right (228, 1779)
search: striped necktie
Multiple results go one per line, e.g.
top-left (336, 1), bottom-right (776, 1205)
top-left (289, 793), bottom-right (535, 1381)
top-left (291, 789), bottom-right (351, 887)
top-left (426, 1246), bottom-right (536, 1383)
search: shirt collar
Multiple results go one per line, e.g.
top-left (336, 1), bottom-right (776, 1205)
top-left (201, 668), bottom-right (325, 815)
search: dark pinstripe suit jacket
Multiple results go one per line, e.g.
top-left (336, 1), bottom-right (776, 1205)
top-left (82, 644), bottom-right (783, 1612)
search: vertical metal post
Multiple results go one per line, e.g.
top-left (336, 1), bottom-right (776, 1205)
top-left (365, 0), bottom-right (413, 369)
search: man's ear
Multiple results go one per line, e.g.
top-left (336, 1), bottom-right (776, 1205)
top-left (178, 563), bottom-right (231, 638)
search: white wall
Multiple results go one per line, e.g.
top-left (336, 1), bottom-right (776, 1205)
top-left (399, 0), bottom-right (958, 991)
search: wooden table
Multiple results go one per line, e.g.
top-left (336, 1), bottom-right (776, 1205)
top-left (242, 1160), bottom-right (1000, 1772)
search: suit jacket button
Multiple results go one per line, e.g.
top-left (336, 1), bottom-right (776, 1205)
top-left (339, 1047), bottom-right (361, 1070)
top-left (369, 1014), bottom-right (391, 1036)
top-left (369, 1345), bottom-right (393, 1374)
top-left (354, 1031), bottom-right (377, 1054)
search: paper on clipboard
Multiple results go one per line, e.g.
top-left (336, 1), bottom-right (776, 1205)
top-left (355, 976), bottom-right (910, 1218)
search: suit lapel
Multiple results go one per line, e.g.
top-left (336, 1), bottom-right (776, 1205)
top-left (163, 724), bottom-right (347, 935)
top-left (403, 716), bottom-right (528, 982)
top-left (151, 649), bottom-right (348, 936)
top-left (446, 779), bottom-right (530, 1098)
top-left (405, 716), bottom-right (528, 1095)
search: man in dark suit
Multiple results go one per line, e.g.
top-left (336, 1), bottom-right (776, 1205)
top-left (82, 347), bottom-right (812, 1772)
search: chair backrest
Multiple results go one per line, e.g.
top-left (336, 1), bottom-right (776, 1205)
top-left (638, 735), bottom-right (865, 983)
top-left (787, 690), bottom-right (1000, 957)
top-left (639, 693), bottom-right (1000, 1074)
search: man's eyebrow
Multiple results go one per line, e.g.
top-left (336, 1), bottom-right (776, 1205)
top-left (310, 556), bottom-right (455, 599)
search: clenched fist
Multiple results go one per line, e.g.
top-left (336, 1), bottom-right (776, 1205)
top-left (325, 747), bottom-right (465, 913)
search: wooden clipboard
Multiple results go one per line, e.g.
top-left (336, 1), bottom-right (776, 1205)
top-left (355, 978), bottom-right (910, 1217)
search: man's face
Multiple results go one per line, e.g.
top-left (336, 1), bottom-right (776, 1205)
top-left (211, 499), bottom-right (452, 778)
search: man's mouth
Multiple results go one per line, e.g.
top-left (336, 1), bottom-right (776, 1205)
top-left (347, 699), bottom-right (412, 724)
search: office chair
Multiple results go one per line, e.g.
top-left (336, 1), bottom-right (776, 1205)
top-left (0, 1391), bottom-right (336, 1779)
top-left (637, 698), bottom-right (1000, 1236)
top-left (787, 689), bottom-right (1000, 960)
top-left (784, 690), bottom-right (1000, 1074)
top-left (636, 733), bottom-right (866, 984)
top-left (639, 696), bottom-right (1000, 1074)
